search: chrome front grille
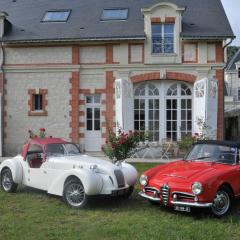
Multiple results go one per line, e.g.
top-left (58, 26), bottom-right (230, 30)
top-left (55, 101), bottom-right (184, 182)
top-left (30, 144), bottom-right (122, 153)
top-left (161, 184), bottom-right (169, 205)
top-left (114, 170), bottom-right (125, 188)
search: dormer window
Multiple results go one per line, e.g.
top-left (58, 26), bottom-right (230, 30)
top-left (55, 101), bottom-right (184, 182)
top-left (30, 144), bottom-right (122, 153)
top-left (152, 23), bottom-right (174, 54)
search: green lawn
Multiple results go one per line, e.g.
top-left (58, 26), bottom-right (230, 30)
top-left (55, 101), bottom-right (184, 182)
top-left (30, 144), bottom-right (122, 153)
top-left (0, 163), bottom-right (240, 240)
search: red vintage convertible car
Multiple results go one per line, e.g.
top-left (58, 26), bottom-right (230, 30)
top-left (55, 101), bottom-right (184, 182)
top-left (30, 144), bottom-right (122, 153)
top-left (139, 140), bottom-right (240, 217)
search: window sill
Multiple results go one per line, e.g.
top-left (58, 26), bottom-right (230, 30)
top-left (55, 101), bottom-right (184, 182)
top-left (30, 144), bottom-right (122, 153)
top-left (28, 110), bottom-right (48, 117)
top-left (151, 53), bottom-right (177, 57)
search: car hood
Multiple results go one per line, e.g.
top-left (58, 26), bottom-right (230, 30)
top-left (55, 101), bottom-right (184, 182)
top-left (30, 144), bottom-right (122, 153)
top-left (150, 160), bottom-right (229, 183)
top-left (49, 154), bottom-right (119, 172)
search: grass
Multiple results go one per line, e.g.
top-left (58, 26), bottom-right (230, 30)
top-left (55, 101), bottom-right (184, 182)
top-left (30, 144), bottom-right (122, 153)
top-left (0, 163), bottom-right (240, 240)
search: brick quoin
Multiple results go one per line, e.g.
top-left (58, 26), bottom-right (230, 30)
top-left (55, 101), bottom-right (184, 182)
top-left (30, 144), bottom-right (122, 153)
top-left (105, 71), bottom-right (115, 137)
top-left (106, 44), bottom-right (113, 64)
top-left (69, 71), bottom-right (80, 143)
top-left (216, 69), bottom-right (224, 140)
top-left (72, 46), bottom-right (80, 64)
top-left (216, 42), bottom-right (224, 63)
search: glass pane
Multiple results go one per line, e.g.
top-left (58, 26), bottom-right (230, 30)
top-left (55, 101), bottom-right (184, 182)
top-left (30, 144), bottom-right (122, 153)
top-left (155, 121), bottom-right (159, 130)
top-left (94, 120), bottom-right (100, 131)
top-left (187, 110), bottom-right (192, 119)
top-left (149, 121), bottom-right (153, 130)
top-left (134, 99), bottom-right (139, 109)
top-left (155, 99), bottom-right (159, 109)
top-left (181, 122), bottom-right (186, 131)
top-left (134, 121), bottom-right (139, 130)
top-left (164, 24), bottom-right (174, 34)
top-left (155, 110), bottom-right (159, 120)
top-left (149, 110), bottom-right (153, 120)
top-left (152, 24), bottom-right (162, 35)
top-left (167, 110), bottom-right (171, 120)
top-left (134, 110), bottom-right (139, 120)
top-left (172, 110), bottom-right (177, 120)
top-left (187, 121), bottom-right (192, 131)
top-left (166, 100), bottom-right (171, 109)
top-left (149, 99), bottom-right (153, 109)
top-left (154, 132), bottom-right (159, 141)
top-left (87, 120), bottom-right (92, 131)
top-left (43, 11), bottom-right (70, 22)
top-left (172, 121), bottom-right (177, 131)
top-left (181, 110), bottom-right (186, 120)
top-left (140, 121), bottom-right (145, 130)
top-left (172, 100), bottom-right (177, 109)
top-left (187, 100), bottom-right (192, 109)
top-left (181, 100), bottom-right (186, 109)
top-left (140, 110), bottom-right (145, 120)
top-left (101, 9), bottom-right (128, 20)
top-left (172, 132), bottom-right (177, 141)
top-left (87, 108), bottom-right (92, 119)
top-left (94, 95), bottom-right (101, 103)
top-left (140, 100), bottom-right (145, 109)
top-left (167, 132), bottom-right (171, 139)
top-left (34, 94), bottom-right (42, 110)
top-left (86, 96), bottom-right (92, 103)
top-left (167, 121), bottom-right (171, 131)
top-left (94, 108), bottom-right (100, 119)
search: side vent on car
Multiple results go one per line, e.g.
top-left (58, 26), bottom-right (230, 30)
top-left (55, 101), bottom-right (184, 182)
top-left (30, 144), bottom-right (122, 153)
top-left (114, 170), bottom-right (125, 188)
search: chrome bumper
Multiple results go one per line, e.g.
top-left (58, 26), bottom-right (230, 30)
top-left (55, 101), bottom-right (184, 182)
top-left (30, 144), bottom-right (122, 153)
top-left (138, 191), bottom-right (160, 201)
top-left (139, 191), bottom-right (212, 208)
top-left (171, 201), bottom-right (212, 208)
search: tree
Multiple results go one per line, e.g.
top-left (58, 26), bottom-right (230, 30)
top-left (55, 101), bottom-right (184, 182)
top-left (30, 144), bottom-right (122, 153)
top-left (227, 46), bottom-right (239, 62)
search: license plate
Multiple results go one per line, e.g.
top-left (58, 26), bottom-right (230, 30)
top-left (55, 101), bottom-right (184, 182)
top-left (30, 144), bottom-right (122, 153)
top-left (174, 206), bottom-right (191, 212)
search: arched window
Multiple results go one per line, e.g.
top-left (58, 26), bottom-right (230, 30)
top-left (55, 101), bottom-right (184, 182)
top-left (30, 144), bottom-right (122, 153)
top-left (166, 83), bottom-right (192, 140)
top-left (134, 83), bottom-right (160, 141)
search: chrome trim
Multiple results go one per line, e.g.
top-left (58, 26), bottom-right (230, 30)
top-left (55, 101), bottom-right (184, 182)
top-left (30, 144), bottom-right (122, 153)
top-left (139, 191), bottom-right (160, 201)
top-left (171, 201), bottom-right (212, 208)
top-left (144, 187), bottom-right (160, 193)
top-left (172, 191), bottom-right (195, 197)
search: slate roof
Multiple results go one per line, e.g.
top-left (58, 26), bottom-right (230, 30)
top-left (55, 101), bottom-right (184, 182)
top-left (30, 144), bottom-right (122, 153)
top-left (0, 0), bottom-right (235, 43)
top-left (226, 49), bottom-right (240, 71)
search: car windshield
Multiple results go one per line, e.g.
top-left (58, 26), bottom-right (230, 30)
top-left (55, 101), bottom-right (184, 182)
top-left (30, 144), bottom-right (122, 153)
top-left (46, 143), bottom-right (81, 156)
top-left (185, 144), bottom-right (237, 165)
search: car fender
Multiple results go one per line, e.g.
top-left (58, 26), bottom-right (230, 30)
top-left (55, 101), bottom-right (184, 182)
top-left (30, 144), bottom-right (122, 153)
top-left (0, 157), bottom-right (23, 184)
top-left (121, 163), bottom-right (138, 187)
top-left (47, 169), bottom-right (103, 196)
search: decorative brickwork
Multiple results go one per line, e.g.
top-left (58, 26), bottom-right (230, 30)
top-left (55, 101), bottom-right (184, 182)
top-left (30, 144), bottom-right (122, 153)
top-left (151, 17), bottom-right (161, 23)
top-left (216, 69), bottom-right (224, 140)
top-left (166, 72), bottom-right (197, 82)
top-left (72, 46), bottom-right (80, 64)
top-left (216, 42), bottom-right (224, 63)
top-left (69, 72), bottom-right (80, 143)
top-left (165, 17), bottom-right (175, 23)
top-left (28, 89), bottom-right (48, 116)
top-left (106, 44), bottom-right (113, 64)
top-left (130, 72), bottom-right (160, 83)
top-left (104, 71), bottom-right (115, 137)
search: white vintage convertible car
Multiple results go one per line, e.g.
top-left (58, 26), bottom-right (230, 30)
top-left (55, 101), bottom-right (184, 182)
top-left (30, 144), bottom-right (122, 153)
top-left (0, 138), bottom-right (138, 208)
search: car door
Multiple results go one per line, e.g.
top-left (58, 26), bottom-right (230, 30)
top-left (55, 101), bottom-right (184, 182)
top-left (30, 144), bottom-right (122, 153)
top-left (24, 144), bottom-right (49, 191)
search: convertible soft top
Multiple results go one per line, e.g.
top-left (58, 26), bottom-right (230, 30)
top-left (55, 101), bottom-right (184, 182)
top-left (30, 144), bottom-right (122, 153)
top-left (195, 140), bottom-right (240, 148)
top-left (21, 137), bottom-right (67, 158)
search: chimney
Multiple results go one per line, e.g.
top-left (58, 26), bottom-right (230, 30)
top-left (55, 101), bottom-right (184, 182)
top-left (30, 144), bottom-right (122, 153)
top-left (0, 12), bottom-right (8, 38)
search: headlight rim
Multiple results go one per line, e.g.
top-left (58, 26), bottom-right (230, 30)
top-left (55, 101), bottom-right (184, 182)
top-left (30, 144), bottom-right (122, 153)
top-left (139, 174), bottom-right (148, 186)
top-left (192, 182), bottom-right (203, 195)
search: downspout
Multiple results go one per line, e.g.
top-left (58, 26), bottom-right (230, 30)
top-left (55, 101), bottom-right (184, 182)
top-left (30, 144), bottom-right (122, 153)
top-left (222, 38), bottom-right (234, 139)
top-left (0, 41), bottom-right (5, 156)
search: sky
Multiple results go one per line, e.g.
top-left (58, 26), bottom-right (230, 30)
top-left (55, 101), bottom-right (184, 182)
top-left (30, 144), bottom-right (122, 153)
top-left (221, 0), bottom-right (240, 46)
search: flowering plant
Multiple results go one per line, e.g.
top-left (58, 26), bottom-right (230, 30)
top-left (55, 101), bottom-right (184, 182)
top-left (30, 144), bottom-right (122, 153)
top-left (102, 129), bottom-right (144, 163)
top-left (28, 128), bottom-right (46, 139)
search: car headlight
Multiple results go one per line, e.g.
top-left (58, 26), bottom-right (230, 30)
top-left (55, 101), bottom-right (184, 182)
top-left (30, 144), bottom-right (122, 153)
top-left (192, 182), bottom-right (203, 195)
top-left (90, 164), bottom-right (98, 172)
top-left (139, 175), bottom-right (148, 186)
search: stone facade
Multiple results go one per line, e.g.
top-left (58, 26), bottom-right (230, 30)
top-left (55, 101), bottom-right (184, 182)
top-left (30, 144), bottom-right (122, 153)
top-left (0, 2), bottom-right (227, 154)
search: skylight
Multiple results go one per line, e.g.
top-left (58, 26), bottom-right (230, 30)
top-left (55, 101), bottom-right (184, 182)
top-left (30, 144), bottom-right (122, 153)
top-left (42, 10), bottom-right (71, 22)
top-left (101, 9), bottom-right (128, 21)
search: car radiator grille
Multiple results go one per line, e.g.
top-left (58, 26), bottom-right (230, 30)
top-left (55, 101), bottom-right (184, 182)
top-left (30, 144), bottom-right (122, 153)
top-left (161, 185), bottom-right (169, 205)
top-left (114, 170), bottom-right (125, 188)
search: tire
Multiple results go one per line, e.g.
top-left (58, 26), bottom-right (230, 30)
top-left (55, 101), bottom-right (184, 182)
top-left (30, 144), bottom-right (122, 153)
top-left (0, 168), bottom-right (18, 193)
top-left (211, 186), bottom-right (232, 217)
top-left (63, 179), bottom-right (88, 208)
top-left (122, 186), bottom-right (134, 199)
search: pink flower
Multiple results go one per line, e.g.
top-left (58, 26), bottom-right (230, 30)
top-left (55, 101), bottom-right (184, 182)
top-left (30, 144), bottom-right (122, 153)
top-left (40, 128), bottom-right (45, 132)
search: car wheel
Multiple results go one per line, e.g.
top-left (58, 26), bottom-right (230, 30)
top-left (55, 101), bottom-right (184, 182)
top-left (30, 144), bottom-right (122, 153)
top-left (122, 186), bottom-right (134, 199)
top-left (211, 186), bottom-right (232, 217)
top-left (63, 179), bottom-right (88, 208)
top-left (0, 168), bottom-right (18, 193)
